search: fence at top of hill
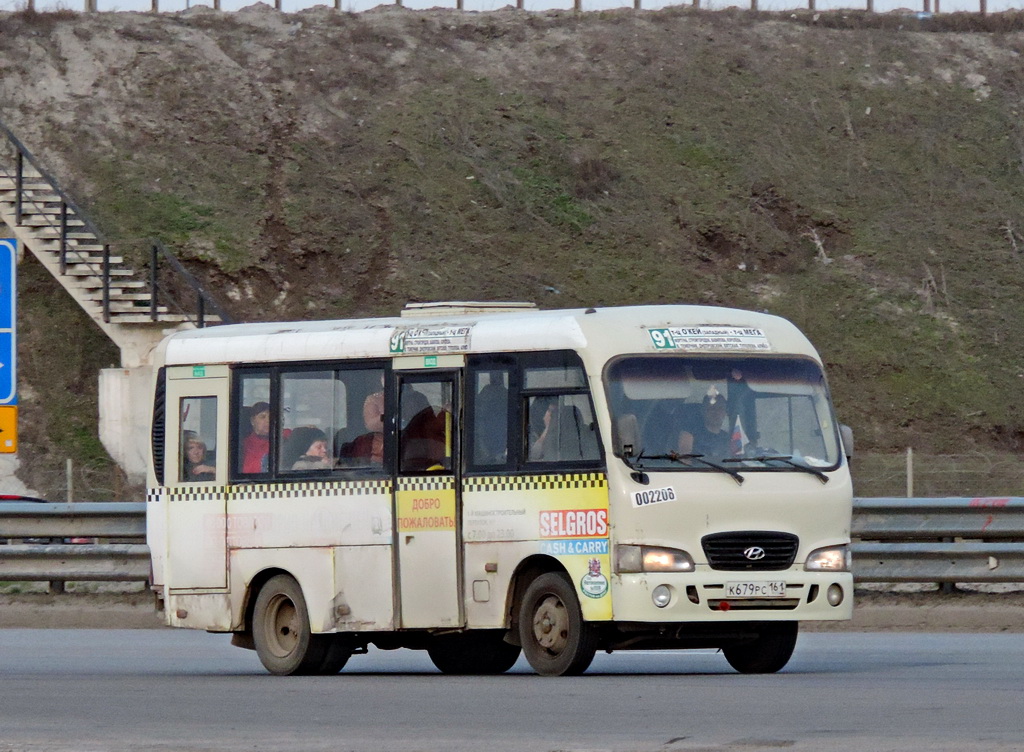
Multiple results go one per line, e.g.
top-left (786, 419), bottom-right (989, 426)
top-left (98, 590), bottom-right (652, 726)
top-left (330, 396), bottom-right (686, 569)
top-left (4, 0), bottom-right (1017, 21)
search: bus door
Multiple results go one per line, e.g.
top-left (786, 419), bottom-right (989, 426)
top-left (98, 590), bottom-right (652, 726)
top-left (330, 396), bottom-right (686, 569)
top-left (393, 363), bottom-right (462, 628)
top-left (164, 365), bottom-right (230, 591)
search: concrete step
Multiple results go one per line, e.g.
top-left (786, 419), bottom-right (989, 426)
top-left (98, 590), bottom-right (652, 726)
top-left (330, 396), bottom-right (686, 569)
top-left (103, 313), bottom-right (197, 325)
top-left (14, 216), bottom-right (86, 228)
top-left (65, 278), bottom-right (146, 290)
top-left (61, 267), bottom-right (134, 278)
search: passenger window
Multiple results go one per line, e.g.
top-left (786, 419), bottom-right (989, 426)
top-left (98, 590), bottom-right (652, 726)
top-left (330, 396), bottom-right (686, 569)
top-left (180, 396), bottom-right (217, 483)
top-left (471, 370), bottom-right (510, 467)
top-left (335, 369), bottom-right (386, 469)
top-left (399, 381), bottom-right (454, 474)
top-left (279, 371), bottom-right (337, 473)
top-left (527, 394), bottom-right (600, 463)
top-left (236, 373), bottom-right (271, 476)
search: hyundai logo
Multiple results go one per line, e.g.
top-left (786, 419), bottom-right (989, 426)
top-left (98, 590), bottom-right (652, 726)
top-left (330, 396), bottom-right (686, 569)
top-left (743, 546), bottom-right (766, 561)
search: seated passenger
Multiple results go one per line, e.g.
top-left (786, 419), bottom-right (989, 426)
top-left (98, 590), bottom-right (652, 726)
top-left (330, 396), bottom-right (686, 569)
top-left (679, 390), bottom-right (730, 459)
top-left (182, 431), bottom-right (215, 482)
top-left (401, 394), bottom-right (451, 472)
top-left (340, 391), bottom-right (385, 465)
top-left (529, 398), bottom-right (559, 461)
top-left (287, 427), bottom-right (332, 471)
top-left (241, 402), bottom-right (271, 473)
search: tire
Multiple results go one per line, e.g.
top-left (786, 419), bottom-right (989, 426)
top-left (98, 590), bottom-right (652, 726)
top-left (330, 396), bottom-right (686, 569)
top-left (315, 636), bottom-right (353, 675)
top-left (722, 621), bottom-right (798, 674)
top-left (252, 574), bottom-right (329, 676)
top-left (427, 631), bottom-right (521, 675)
top-left (518, 572), bottom-right (598, 677)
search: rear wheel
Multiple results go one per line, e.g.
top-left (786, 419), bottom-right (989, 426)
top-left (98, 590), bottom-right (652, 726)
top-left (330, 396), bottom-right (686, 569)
top-left (427, 631), bottom-right (521, 675)
top-left (722, 621), bottom-right (798, 674)
top-left (518, 572), bottom-right (597, 676)
top-left (253, 574), bottom-right (330, 676)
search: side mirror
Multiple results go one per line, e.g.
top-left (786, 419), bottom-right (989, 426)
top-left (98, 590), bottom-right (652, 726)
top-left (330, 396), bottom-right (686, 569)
top-left (839, 424), bottom-right (854, 461)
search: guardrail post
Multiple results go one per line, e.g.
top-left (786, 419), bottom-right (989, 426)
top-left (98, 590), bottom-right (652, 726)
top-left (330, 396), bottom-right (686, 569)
top-left (906, 447), bottom-right (914, 498)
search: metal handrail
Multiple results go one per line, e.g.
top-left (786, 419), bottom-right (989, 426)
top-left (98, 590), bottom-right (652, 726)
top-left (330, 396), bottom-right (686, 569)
top-left (0, 116), bottom-right (232, 329)
top-left (150, 241), bottom-right (236, 326)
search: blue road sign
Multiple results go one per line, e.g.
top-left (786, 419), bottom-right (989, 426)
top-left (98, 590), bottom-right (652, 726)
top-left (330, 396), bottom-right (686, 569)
top-left (0, 239), bottom-right (16, 406)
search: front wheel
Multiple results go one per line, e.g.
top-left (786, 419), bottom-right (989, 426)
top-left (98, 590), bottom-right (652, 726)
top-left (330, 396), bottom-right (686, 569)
top-left (722, 621), bottom-right (798, 674)
top-left (253, 574), bottom-right (330, 676)
top-left (518, 572), bottom-right (598, 676)
top-left (427, 631), bottom-right (521, 675)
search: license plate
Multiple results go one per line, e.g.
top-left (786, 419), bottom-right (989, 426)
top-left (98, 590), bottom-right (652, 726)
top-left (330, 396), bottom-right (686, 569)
top-left (726, 581), bottom-right (786, 598)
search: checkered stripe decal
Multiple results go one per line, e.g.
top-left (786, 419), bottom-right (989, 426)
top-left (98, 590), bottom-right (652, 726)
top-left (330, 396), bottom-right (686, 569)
top-left (463, 473), bottom-right (608, 493)
top-left (155, 480), bottom-right (393, 502)
top-left (396, 477), bottom-right (456, 492)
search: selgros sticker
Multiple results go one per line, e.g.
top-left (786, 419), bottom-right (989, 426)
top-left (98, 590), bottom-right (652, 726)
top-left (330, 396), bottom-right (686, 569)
top-left (539, 509), bottom-right (608, 539)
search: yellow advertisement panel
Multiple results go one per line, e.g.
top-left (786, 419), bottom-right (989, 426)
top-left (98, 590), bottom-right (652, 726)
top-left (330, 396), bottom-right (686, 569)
top-left (463, 473), bottom-right (611, 620)
top-left (396, 483), bottom-right (457, 532)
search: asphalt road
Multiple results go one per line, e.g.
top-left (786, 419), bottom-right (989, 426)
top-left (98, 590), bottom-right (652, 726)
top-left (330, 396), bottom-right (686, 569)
top-left (1, 629), bottom-right (1022, 751)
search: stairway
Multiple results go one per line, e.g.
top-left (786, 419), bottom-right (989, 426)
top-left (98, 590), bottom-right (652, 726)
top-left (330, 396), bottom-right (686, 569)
top-left (0, 122), bottom-right (229, 368)
top-left (0, 122), bottom-right (233, 481)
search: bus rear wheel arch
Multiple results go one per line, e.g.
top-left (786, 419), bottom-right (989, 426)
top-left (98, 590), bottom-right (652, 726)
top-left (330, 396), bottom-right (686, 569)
top-left (518, 571), bottom-right (598, 677)
top-left (252, 573), bottom-right (350, 676)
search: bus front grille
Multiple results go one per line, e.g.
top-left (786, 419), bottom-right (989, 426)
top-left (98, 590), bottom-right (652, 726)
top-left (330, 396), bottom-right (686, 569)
top-left (701, 531), bottom-right (799, 571)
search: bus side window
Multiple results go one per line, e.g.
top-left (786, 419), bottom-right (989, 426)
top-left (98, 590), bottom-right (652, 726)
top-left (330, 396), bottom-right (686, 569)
top-left (236, 373), bottom-right (271, 476)
top-left (279, 370), bottom-right (336, 472)
top-left (471, 370), bottom-right (510, 467)
top-left (522, 355), bottom-right (601, 465)
top-left (527, 395), bottom-right (599, 463)
top-left (179, 396), bottom-right (217, 483)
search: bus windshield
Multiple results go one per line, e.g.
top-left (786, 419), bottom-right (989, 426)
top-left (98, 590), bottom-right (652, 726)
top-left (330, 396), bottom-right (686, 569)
top-left (605, 355), bottom-right (841, 472)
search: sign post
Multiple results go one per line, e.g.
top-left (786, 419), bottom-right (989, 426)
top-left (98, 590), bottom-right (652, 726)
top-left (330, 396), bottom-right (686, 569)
top-left (0, 238), bottom-right (17, 453)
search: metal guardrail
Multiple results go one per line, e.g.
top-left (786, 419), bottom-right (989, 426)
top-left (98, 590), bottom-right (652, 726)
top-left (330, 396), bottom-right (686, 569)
top-left (0, 502), bottom-right (148, 582)
top-left (2, 498), bottom-right (1024, 585)
top-left (851, 496), bottom-right (1024, 583)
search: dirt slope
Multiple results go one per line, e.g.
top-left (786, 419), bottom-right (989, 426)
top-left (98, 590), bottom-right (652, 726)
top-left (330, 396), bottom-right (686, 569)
top-left (3, 7), bottom-right (1024, 496)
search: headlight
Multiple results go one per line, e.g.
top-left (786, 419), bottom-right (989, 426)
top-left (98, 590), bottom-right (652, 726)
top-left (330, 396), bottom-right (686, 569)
top-left (804, 545), bottom-right (851, 572)
top-left (616, 545), bottom-right (695, 573)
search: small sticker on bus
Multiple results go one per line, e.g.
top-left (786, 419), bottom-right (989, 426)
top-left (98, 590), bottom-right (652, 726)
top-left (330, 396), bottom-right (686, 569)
top-left (631, 486), bottom-right (677, 508)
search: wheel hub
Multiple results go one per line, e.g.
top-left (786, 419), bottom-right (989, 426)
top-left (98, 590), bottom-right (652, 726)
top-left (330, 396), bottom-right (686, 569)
top-left (532, 594), bottom-right (569, 653)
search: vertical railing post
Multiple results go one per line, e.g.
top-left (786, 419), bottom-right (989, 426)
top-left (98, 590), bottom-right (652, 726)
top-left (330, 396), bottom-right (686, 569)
top-left (102, 244), bottom-right (111, 324)
top-left (15, 151), bottom-right (23, 226)
top-left (151, 244), bottom-right (159, 322)
top-left (197, 292), bottom-right (206, 328)
top-left (59, 202), bottom-right (68, 275)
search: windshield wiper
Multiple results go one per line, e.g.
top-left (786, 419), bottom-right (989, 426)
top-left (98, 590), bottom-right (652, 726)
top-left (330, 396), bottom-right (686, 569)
top-left (722, 455), bottom-right (829, 484)
top-left (642, 453), bottom-right (745, 486)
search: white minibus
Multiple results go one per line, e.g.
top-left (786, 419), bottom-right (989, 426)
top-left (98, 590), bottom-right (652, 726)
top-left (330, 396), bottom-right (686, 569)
top-left (147, 302), bottom-right (853, 676)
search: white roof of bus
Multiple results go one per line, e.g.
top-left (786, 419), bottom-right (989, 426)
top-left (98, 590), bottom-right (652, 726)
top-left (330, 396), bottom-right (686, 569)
top-left (160, 304), bottom-right (820, 368)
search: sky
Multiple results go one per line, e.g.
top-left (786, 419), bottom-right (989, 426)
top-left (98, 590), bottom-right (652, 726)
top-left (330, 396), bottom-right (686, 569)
top-left (0, 0), bottom-right (1018, 16)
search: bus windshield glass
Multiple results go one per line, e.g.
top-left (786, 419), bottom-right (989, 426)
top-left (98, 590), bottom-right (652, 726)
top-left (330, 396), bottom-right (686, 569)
top-left (605, 355), bottom-right (841, 471)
